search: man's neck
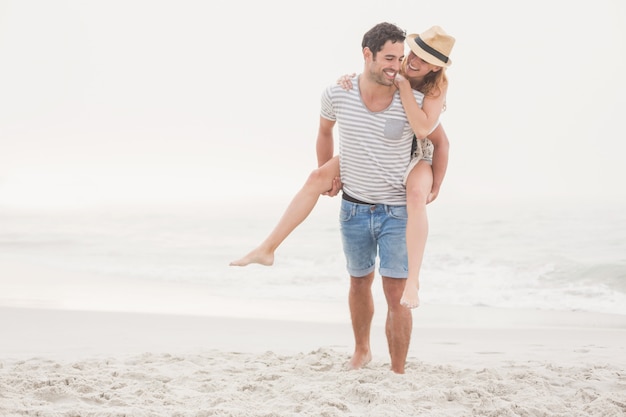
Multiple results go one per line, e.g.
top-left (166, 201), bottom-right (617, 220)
top-left (358, 74), bottom-right (398, 113)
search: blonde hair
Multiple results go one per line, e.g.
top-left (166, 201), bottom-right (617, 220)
top-left (401, 59), bottom-right (448, 109)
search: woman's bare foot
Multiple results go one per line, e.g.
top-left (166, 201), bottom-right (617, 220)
top-left (229, 248), bottom-right (274, 267)
top-left (346, 350), bottom-right (372, 370)
top-left (400, 286), bottom-right (420, 309)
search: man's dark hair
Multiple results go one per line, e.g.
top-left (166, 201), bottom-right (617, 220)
top-left (361, 22), bottom-right (406, 59)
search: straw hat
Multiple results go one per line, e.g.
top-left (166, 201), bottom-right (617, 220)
top-left (405, 26), bottom-right (455, 68)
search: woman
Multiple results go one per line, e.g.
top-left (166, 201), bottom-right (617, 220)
top-left (230, 26), bottom-right (455, 310)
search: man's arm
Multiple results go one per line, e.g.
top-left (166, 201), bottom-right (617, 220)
top-left (316, 116), bottom-right (335, 167)
top-left (426, 123), bottom-right (450, 204)
top-left (316, 116), bottom-right (342, 196)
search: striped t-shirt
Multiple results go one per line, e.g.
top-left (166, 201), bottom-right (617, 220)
top-left (320, 75), bottom-right (424, 205)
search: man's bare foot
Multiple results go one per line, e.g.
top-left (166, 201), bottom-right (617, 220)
top-left (390, 365), bottom-right (406, 374)
top-left (346, 351), bottom-right (372, 370)
top-left (400, 286), bottom-right (420, 309)
top-left (229, 248), bottom-right (274, 267)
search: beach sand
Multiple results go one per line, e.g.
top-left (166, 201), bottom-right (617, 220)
top-left (1, 260), bottom-right (626, 416)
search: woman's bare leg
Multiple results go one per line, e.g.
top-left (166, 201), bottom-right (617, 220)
top-left (400, 160), bottom-right (433, 308)
top-left (230, 156), bottom-right (340, 267)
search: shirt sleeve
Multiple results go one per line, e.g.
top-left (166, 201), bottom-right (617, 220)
top-left (320, 85), bottom-right (336, 121)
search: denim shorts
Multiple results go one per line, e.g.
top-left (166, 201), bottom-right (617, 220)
top-left (339, 199), bottom-right (408, 279)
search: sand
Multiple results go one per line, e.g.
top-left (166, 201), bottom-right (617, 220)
top-left (1, 259), bottom-right (626, 416)
top-left (1, 306), bottom-right (625, 417)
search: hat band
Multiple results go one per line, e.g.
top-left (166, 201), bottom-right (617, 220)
top-left (415, 36), bottom-right (449, 64)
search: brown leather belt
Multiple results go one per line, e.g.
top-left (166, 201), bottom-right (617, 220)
top-left (342, 192), bottom-right (373, 205)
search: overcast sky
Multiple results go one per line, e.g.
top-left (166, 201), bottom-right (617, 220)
top-left (0, 0), bottom-right (624, 210)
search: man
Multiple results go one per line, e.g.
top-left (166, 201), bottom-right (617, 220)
top-left (317, 22), bottom-right (448, 374)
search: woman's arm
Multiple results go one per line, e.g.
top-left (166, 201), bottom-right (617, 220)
top-left (336, 73), bottom-right (444, 139)
top-left (395, 74), bottom-right (446, 139)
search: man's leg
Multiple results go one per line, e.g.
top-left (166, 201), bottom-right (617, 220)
top-left (339, 199), bottom-right (377, 369)
top-left (348, 272), bottom-right (375, 369)
top-left (382, 276), bottom-right (412, 374)
top-left (377, 204), bottom-right (412, 374)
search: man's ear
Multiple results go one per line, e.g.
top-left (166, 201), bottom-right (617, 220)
top-left (363, 47), bottom-right (372, 61)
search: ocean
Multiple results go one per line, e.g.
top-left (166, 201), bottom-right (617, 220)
top-left (1, 197), bottom-right (625, 319)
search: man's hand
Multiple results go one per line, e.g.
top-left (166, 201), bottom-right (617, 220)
top-left (323, 176), bottom-right (343, 197)
top-left (427, 186), bottom-right (440, 204)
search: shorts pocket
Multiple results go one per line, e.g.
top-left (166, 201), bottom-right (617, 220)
top-left (387, 205), bottom-right (407, 220)
top-left (340, 203), bottom-right (355, 222)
